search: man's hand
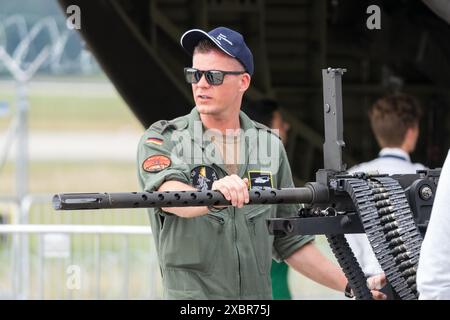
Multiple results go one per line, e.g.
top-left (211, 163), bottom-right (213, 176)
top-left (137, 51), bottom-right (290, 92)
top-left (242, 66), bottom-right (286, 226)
top-left (212, 174), bottom-right (249, 208)
top-left (367, 273), bottom-right (387, 300)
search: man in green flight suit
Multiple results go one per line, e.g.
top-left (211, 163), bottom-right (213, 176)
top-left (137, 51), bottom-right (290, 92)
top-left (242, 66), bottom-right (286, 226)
top-left (137, 26), bottom-right (386, 300)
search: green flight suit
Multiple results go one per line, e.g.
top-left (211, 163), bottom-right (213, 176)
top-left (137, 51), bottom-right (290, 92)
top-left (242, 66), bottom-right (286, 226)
top-left (137, 107), bottom-right (314, 299)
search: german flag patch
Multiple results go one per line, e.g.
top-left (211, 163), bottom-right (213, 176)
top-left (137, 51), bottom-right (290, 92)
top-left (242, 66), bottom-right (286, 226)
top-left (142, 155), bottom-right (171, 173)
top-left (145, 137), bottom-right (163, 145)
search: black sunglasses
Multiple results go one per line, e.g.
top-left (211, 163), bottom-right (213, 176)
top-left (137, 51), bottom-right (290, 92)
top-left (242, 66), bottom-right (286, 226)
top-left (184, 67), bottom-right (246, 85)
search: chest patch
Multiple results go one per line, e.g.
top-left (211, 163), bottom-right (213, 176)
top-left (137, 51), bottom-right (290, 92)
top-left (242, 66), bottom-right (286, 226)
top-left (248, 171), bottom-right (273, 189)
top-left (191, 166), bottom-right (219, 191)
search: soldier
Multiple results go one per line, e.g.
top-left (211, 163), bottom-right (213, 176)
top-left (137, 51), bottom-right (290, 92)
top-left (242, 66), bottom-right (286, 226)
top-left (137, 26), bottom-right (386, 299)
top-left (345, 93), bottom-right (425, 297)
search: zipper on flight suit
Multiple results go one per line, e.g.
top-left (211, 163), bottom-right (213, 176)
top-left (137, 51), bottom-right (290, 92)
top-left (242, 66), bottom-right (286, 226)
top-left (232, 207), bottom-right (242, 298)
top-left (211, 164), bottom-right (242, 297)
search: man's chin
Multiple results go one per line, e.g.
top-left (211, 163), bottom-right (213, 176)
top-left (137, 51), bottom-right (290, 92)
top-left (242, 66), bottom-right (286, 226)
top-left (196, 104), bottom-right (218, 115)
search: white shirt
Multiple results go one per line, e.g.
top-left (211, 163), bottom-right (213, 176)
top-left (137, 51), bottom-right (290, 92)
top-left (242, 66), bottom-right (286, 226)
top-left (345, 148), bottom-right (426, 276)
top-left (417, 149), bottom-right (450, 299)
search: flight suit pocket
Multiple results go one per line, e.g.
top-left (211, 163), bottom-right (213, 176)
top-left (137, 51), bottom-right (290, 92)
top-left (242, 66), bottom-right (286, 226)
top-left (245, 206), bottom-right (273, 275)
top-left (160, 213), bottom-right (225, 275)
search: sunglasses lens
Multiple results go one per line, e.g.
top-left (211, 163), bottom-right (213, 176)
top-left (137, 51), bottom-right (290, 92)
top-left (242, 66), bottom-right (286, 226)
top-left (206, 71), bottom-right (224, 85)
top-left (194, 71), bottom-right (202, 83)
top-left (184, 68), bottom-right (200, 84)
top-left (184, 68), bottom-right (226, 85)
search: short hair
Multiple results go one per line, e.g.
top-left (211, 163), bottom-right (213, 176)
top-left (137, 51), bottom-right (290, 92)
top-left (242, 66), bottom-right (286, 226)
top-left (193, 39), bottom-right (218, 54)
top-left (242, 99), bottom-right (278, 127)
top-left (193, 39), bottom-right (246, 71)
top-left (369, 93), bottom-right (423, 148)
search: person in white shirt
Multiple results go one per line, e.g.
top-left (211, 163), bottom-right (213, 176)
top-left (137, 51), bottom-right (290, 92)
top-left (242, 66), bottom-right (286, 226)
top-left (345, 93), bottom-right (425, 297)
top-left (417, 149), bottom-right (450, 299)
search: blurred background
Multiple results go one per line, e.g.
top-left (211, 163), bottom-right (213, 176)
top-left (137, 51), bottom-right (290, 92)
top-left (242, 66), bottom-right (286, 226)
top-left (0, 0), bottom-right (449, 299)
top-left (0, 0), bottom-right (154, 300)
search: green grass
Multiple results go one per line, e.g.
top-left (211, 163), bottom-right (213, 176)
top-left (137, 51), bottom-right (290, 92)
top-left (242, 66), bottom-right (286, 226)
top-left (0, 93), bottom-right (142, 131)
top-left (29, 95), bottom-right (141, 131)
top-left (0, 161), bottom-right (141, 194)
top-left (0, 76), bottom-right (144, 132)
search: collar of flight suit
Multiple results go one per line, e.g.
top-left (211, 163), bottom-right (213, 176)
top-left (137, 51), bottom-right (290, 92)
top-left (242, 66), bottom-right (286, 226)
top-left (186, 107), bottom-right (256, 176)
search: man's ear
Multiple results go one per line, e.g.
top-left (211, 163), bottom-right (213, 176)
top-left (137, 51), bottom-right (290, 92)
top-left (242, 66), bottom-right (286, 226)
top-left (239, 73), bottom-right (251, 92)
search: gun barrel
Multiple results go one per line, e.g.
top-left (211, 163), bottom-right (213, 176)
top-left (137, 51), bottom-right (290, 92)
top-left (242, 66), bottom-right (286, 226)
top-left (53, 187), bottom-right (314, 211)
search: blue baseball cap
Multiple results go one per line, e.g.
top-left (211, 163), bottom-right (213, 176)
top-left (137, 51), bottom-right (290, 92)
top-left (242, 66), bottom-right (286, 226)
top-left (180, 26), bottom-right (254, 76)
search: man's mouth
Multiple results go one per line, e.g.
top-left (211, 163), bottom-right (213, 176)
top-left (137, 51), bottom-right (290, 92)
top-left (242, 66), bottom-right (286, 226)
top-left (197, 94), bottom-right (211, 100)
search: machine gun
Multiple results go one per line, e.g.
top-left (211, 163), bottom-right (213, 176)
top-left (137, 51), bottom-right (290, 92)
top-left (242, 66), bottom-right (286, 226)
top-left (53, 68), bottom-right (440, 300)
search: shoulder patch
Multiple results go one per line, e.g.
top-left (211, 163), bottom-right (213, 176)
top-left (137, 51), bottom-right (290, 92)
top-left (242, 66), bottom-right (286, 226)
top-left (142, 155), bottom-right (171, 172)
top-left (252, 121), bottom-right (281, 140)
top-left (149, 120), bottom-right (175, 134)
top-left (169, 117), bottom-right (188, 131)
top-left (149, 118), bottom-right (188, 134)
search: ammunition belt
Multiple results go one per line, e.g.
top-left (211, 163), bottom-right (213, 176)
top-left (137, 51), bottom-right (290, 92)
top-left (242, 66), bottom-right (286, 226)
top-left (326, 233), bottom-right (373, 300)
top-left (343, 176), bottom-right (422, 299)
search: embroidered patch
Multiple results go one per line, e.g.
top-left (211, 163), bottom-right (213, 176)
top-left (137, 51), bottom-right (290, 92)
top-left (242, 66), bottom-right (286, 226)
top-left (190, 166), bottom-right (219, 191)
top-left (142, 155), bottom-right (171, 172)
top-left (145, 137), bottom-right (163, 145)
top-left (248, 171), bottom-right (273, 189)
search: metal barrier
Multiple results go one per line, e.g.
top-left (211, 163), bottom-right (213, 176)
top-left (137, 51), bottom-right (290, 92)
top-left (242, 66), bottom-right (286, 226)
top-left (0, 224), bottom-right (160, 300)
top-left (0, 194), bottom-right (162, 300)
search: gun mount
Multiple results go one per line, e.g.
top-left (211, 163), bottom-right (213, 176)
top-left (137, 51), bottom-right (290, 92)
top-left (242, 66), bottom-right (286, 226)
top-left (53, 68), bottom-right (440, 300)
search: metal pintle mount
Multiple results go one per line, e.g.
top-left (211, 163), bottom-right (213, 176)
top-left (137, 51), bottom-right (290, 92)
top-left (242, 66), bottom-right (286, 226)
top-left (322, 67), bottom-right (347, 172)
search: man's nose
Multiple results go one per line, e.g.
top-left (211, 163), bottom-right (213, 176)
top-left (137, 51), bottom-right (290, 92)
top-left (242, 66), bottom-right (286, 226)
top-left (196, 73), bottom-right (211, 87)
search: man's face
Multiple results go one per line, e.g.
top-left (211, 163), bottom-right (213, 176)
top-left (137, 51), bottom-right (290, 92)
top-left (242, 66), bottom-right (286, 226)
top-left (191, 49), bottom-right (249, 117)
